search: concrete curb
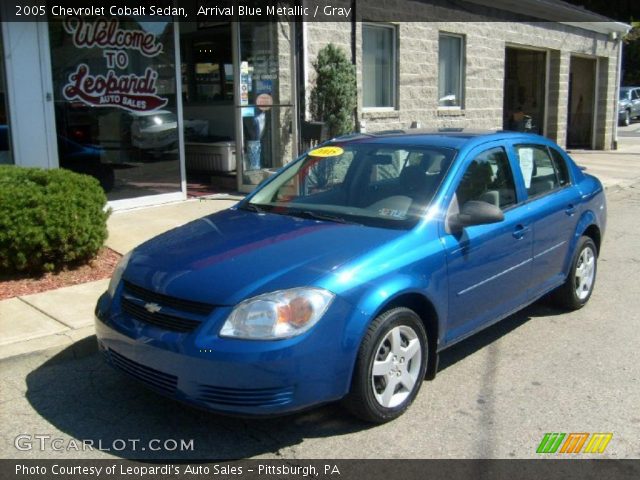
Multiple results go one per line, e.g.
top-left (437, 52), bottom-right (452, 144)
top-left (0, 326), bottom-right (97, 361)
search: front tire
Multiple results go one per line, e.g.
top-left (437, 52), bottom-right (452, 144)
top-left (554, 236), bottom-right (598, 310)
top-left (343, 307), bottom-right (428, 423)
top-left (622, 110), bottom-right (631, 127)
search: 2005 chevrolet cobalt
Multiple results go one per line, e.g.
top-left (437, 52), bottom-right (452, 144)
top-left (96, 130), bottom-right (606, 423)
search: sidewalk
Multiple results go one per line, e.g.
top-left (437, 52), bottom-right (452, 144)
top-left (0, 194), bottom-right (240, 360)
top-left (568, 136), bottom-right (640, 191)
top-left (2, 141), bottom-right (640, 361)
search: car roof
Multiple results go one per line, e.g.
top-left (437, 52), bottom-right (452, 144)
top-left (331, 129), bottom-right (549, 150)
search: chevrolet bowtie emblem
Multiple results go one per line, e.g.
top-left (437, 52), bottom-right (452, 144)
top-left (144, 302), bottom-right (162, 313)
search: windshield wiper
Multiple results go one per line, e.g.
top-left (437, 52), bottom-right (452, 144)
top-left (287, 209), bottom-right (353, 224)
top-left (238, 203), bottom-right (266, 213)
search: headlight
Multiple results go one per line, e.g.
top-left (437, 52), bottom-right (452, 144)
top-left (107, 251), bottom-right (132, 297)
top-left (220, 287), bottom-right (335, 340)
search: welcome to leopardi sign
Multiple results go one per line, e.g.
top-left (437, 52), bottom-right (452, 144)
top-left (61, 17), bottom-right (169, 112)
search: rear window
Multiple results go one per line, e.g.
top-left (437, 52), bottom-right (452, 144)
top-left (514, 144), bottom-right (570, 198)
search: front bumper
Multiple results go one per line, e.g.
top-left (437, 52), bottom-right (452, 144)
top-left (95, 291), bottom-right (359, 416)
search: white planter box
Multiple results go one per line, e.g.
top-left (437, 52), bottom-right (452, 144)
top-left (185, 141), bottom-right (236, 172)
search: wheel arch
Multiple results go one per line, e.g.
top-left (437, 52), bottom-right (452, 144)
top-left (582, 223), bottom-right (602, 255)
top-left (370, 291), bottom-right (441, 380)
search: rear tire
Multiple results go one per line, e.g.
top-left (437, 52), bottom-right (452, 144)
top-left (553, 236), bottom-right (597, 310)
top-left (343, 307), bottom-right (428, 423)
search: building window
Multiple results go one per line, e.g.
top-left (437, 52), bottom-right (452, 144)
top-left (363, 24), bottom-right (396, 109)
top-left (438, 33), bottom-right (465, 108)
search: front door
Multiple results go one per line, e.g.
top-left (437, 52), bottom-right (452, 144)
top-left (441, 144), bottom-right (533, 344)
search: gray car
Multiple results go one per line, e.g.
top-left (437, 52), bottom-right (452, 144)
top-left (618, 86), bottom-right (640, 126)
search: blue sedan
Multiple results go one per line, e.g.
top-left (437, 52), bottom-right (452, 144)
top-left (95, 130), bottom-right (606, 423)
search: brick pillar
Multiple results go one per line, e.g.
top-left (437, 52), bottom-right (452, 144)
top-left (595, 56), bottom-right (615, 150)
top-left (546, 50), bottom-right (570, 148)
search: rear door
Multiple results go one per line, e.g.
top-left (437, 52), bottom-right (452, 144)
top-left (509, 143), bottom-right (581, 296)
top-left (441, 143), bottom-right (533, 343)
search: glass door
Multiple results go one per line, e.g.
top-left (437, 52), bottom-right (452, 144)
top-left (233, 22), bottom-right (296, 192)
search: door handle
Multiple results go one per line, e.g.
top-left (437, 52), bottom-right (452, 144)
top-left (512, 224), bottom-right (529, 240)
top-left (565, 204), bottom-right (576, 216)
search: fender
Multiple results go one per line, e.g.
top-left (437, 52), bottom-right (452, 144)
top-left (565, 209), bottom-right (600, 275)
top-left (335, 278), bottom-right (446, 391)
top-left (351, 278), bottom-right (446, 344)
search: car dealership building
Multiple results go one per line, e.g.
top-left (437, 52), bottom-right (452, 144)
top-left (0, 0), bottom-right (629, 209)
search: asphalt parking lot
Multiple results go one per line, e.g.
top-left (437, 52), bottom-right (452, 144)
top-left (0, 180), bottom-right (638, 461)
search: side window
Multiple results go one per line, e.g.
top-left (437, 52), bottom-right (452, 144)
top-left (455, 147), bottom-right (517, 210)
top-left (548, 147), bottom-right (571, 187)
top-left (514, 144), bottom-right (564, 197)
top-left (632, 89), bottom-right (640, 101)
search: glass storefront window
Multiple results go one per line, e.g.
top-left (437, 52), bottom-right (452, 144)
top-left (48, 17), bottom-right (181, 200)
top-left (238, 22), bottom-right (294, 190)
top-left (0, 26), bottom-right (12, 165)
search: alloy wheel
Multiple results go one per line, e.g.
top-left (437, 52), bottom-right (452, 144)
top-left (575, 246), bottom-right (596, 301)
top-left (371, 325), bottom-right (422, 408)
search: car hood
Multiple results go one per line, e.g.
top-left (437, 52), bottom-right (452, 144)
top-left (123, 208), bottom-right (404, 306)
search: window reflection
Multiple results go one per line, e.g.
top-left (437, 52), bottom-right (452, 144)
top-left (49, 18), bottom-right (180, 200)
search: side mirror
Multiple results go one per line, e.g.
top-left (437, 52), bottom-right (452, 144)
top-left (448, 200), bottom-right (504, 231)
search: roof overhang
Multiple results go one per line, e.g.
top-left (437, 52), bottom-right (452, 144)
top-left (560, 21), bottom-right (631, 36)
top-left (464, 0), bottom-right (631, 35)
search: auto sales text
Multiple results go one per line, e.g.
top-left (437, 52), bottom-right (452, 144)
top-left (16, 463), bottom-right (341, 476)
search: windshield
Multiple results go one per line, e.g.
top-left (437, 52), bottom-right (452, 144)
top-left (620, 89), bottom-right (630, 100)
top-left (243, 143), bottom-right (457, 228)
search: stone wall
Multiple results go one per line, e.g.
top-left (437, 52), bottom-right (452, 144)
top-left (303, 1), bottom-right (621, 149)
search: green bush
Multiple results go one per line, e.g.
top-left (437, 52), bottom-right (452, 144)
top-left (310, 44), bottom-right (357, 138)
top-left (0, 166), bottom-right (110, 273)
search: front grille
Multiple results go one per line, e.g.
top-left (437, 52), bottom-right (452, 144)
top-left (197, 384), bottom-right (295, 407)
top-left (121, 297), bottom-right (201, 333)
top-left (123, 280), bottom-right (214, 315)
top-left (108, 349), bottom-right (178, 395)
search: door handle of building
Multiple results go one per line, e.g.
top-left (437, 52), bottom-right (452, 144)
top-left (512, 224), bottom-right (528, 239)
top-left (565, 204), bottom-right (576, 216)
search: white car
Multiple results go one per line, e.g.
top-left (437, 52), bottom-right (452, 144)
top-left (130, 110), bottom-right (178, 153)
